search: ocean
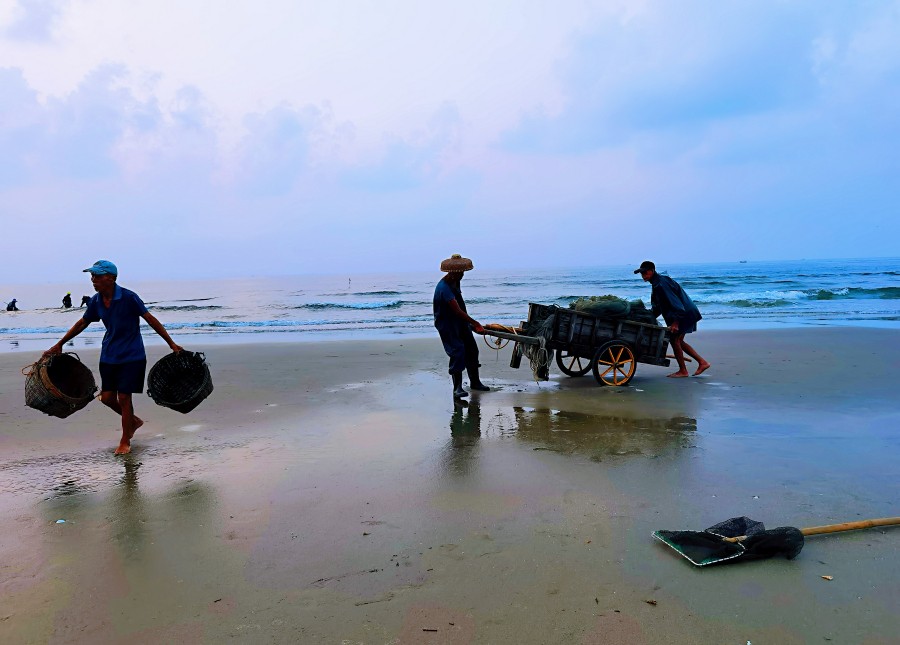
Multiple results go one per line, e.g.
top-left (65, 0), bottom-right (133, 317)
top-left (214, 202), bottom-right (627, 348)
top-left (2, 257), bottom-right (899, 354)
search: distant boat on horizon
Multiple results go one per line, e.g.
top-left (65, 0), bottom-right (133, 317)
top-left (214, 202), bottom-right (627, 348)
top-left (739, 260), bottom-right (748, 263)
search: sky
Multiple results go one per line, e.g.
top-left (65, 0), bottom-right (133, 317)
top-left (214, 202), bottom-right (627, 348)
top-left (1, 0), bottom-right (899, 281)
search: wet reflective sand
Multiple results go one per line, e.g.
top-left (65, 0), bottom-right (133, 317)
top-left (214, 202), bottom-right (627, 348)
top-left (1, 331), bottom-right (899, 643)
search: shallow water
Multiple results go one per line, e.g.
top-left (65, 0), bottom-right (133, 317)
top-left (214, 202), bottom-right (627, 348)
top-left (3, 257), bottom-right (900, 353)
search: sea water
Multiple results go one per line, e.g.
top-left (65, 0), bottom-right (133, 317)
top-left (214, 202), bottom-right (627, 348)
top-left (2, 257), bottom-right (899, 353)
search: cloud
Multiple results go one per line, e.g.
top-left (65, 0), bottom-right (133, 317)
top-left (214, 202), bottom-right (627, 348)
top-left (1, 1), bottom-right (899, 280)
top-left (233, 104), bottom-right (326, 197)
top-left (0, 67), bottom-right (39, 186)
top-left (2, 0), bottom-right (66, 42)
top-left (341, 102), bottom-right (464, 192)
top-left (498, 1), bottom-right (891, 156)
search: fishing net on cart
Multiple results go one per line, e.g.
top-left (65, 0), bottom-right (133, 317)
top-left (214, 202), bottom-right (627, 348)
top-left (521, 308), bottom-right (557, 380)
top-left (569, 296), bottom-right (658, 325)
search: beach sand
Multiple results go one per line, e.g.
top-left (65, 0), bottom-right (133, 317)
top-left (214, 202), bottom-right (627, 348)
top-left (1, 329), bottom-right (898, 644)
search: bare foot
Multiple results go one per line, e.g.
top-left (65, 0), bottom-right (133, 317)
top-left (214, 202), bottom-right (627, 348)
top-left (128, 417), bottom-right (144, 441)
top-left (115, 418), bottom-right (142, 454)
top-left (667, 370), bottom-right (690, 378)
top-left (694, 362), bottom-right (711, 376)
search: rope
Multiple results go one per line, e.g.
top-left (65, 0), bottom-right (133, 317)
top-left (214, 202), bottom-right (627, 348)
top-left (522, 337), bottom-right (552, 382)
top-left (481, 318), bottom-right (554, 382)
top-left (481, 324), bottom-right (517, 351)
top-left (520, 313), bottom-right (556, 382)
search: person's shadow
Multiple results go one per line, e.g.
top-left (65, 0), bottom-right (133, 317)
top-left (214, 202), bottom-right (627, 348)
top-left (109, 456), bottom-right (148, 550)
top-left (439, 400), bottom-right (483, 480)
top-left (450, 399), bottom-right (482, 436)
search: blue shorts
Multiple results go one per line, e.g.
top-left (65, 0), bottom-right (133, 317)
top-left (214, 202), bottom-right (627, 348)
top-left (99, 360), bottom-right (147, 394)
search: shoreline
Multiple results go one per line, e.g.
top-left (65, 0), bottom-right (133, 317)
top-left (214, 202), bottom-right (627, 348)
top-left (2, 328), bottom-right (898, 643)
top-left (4, 318), bottom-right (900, 357)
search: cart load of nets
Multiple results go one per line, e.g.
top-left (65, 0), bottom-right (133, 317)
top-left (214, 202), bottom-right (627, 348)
top-left (568, 295), bottom-right (658, 325)
top-left (24, 352), bottom-right (97, 419)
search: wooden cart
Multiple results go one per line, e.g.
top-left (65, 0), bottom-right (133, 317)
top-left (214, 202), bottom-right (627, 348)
top-left (484, 303), bottom-right (670, 386)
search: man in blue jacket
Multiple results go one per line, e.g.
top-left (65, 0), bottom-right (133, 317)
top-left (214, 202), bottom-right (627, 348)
top-left (635, 261), bottom-right (710, 378)
top-left (44, 260), bottom-right (184, 454)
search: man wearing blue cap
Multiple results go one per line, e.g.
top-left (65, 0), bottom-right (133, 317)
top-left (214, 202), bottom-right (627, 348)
top-left (45, 260), bottom-right (184, 454)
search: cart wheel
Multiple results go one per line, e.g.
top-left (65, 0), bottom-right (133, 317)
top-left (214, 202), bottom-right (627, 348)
top-left (556, 350), bottom-right (592, 377)
top-left (592, 341), bottom-right (636, 386)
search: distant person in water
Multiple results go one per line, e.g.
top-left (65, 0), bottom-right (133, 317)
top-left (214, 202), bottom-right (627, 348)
top-left (433, 254), bottom-right (489, 398)
top-left (80, 295), bottom-right (90, 307)
top-left (6, 298), bottom-right (18, 311)
top-left (62, 292), bottom-right (72, 308)
top-left (634, 261), bottom-right (710, 378)
top-left (44, 260), bottom-right (184, 455)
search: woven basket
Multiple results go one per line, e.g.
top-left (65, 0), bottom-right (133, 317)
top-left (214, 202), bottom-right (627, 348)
top-left (24, 353), bottom-right (97, 419)
top-left (147, 351), bottom-right (213, 414)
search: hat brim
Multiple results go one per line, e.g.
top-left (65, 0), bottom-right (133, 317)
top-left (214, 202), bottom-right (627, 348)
top-left (440, 258), bottom-right (474, 272)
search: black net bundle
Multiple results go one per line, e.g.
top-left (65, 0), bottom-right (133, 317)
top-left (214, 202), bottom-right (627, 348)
top-left (147, 351), bottom-right (213, 414)
top-left (24, 353), bottom-right (97, 419)
top-left (654, 516), bottom-right (805, 566)
top-left (522, 309), bottom-right (557, 381)
top-left (740, 526), bottom-right (805, 561)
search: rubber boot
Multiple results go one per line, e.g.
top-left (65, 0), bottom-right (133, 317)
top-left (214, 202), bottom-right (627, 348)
top-left (467, 365), bottom-right (491, 391)
top-left (452, 372), bottom-right (468, 398)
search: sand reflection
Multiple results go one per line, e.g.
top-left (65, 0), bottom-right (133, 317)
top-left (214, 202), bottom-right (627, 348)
top-left (443, 397), bottom-right (697, 462)
top-left (512, 407), bottom-right (696, 458)
top-left (441, 400), bottom-right (482, 478)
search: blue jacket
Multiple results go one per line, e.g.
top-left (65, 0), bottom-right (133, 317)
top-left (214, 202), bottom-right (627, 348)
top-left (650, 274), bottom-right (701, 327)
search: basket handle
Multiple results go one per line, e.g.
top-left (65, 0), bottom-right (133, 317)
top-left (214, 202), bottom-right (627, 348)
top-left (22, 350), bottom-right (84, 375)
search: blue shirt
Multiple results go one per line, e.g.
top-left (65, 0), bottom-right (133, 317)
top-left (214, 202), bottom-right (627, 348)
top-left (433, 278), bottom-right (467, 332)
top-left (83, 285), bottom-right (149, 363)
top-left (649, 274), bottom-right (701, 327)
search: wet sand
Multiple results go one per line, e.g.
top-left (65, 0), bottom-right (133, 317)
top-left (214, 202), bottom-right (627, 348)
top-left (1, 329), bottom-right (898, 644)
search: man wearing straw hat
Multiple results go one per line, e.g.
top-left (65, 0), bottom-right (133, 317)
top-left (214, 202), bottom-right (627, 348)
top-left (434, 254), bottom-right (489, 398)
top-left (43, 260), bottom-right (184, 455)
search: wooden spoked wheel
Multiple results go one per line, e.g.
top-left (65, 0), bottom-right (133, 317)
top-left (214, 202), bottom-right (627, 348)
top-left (555, 350), bottom-right (592, 377)
top-left (592, 341), bottom-right (636, 386)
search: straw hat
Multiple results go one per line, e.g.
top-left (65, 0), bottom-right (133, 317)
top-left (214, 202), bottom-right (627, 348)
top-left (440, 254), bottom-right (474, 272)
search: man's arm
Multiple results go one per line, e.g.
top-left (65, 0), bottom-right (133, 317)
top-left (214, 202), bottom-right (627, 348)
top-left (141, 312), bottom-right (184, 352)
top-left (449, 299), bottom-right (484, 334)
top-left (44, 318), bottom-right (91, 356)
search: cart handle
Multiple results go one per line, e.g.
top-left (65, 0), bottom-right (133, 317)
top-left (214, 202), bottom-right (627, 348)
top-left (482, 329), bottom-right (543, 346)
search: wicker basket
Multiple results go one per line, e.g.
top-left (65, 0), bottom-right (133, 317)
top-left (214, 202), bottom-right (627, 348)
top-left (24, 353), bottom-right (98, 419)
top-left (147, 351), bottom-right (213, 414)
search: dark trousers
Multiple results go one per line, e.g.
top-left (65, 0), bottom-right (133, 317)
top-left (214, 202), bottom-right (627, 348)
top-left (438, 325), bottom-right (480, 375)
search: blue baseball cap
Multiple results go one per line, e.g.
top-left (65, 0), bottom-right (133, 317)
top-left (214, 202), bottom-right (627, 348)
top-left (83, 260), bottom-right (118, 276)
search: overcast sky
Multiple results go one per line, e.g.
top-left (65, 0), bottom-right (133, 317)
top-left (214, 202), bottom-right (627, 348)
top-left (1, 0), bottom-right (898, 281)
